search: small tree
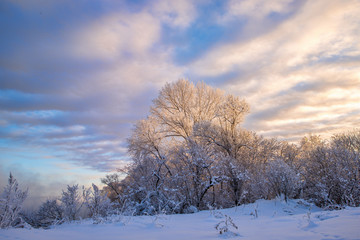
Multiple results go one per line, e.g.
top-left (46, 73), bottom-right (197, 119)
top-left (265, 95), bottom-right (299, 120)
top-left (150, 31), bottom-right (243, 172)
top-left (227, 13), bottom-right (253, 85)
top-left (85, 184), bottom-right (112, 221)
top-left (101, 173), bottom-right (123, 203)
top-left (60, 184), bottom-right (84, 222)
top-left (266, 159), bottom-right (300, 201)
top-left (0, 173), bottom-right (28, 228)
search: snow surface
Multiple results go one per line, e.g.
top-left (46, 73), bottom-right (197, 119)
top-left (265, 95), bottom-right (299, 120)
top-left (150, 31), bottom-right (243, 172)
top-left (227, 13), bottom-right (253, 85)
top-left (1, 199), bottom-right (359, 240)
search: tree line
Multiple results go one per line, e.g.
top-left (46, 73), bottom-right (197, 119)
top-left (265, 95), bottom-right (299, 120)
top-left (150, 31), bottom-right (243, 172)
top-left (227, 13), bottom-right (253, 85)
top-left (1, 80), bottom-right (359, 228)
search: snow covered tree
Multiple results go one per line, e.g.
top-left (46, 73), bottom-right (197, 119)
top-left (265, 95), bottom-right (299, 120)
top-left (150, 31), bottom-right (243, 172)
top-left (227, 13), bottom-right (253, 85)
top-left (151, 80), bottom-right (224, 140)
top-left (302, 143), bottom-right (338, 206)
top-left (300, 133), bottom-right (360, 207)
top-left (172, 138), bottom-right (222, 210)
top-left (121, 79), bottom-right (253, 212)
top-left (216, 94), bottom-right (250, 140)
top-left (265, 158), bottom-right (301, 201)
top-left (101, 173), bottom-right (123, 204)
top-left (194, 122), bottom-right (252, 206)
top-left (85, 184), bottom-right (112, 221)
top-left (0, 173), bottom-right (28, 228)
top-left (249, 136), bottom-right (284, 200)
top-left (128, 117), bottom-right (172, 194)
top-left (60, 184), bottom-right (85, 222)
top-left (125, 116), bottom-right (176, 215)
top-left (330, 130), bottom-right (360, 206)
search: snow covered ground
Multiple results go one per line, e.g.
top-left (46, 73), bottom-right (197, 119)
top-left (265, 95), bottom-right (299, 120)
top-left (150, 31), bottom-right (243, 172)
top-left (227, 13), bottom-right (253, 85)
top-left (1, 199), bottom-right (359, 240)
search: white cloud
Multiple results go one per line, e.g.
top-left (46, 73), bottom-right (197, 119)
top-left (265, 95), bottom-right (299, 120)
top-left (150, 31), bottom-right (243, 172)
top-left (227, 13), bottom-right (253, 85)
top-left (194, 0), bottom-right (360, 76)
top-left (72, 11), bottom-right (161, 59)
top-left (1, 4), bottom-right (188, 172)
top-left (190, 0), bottom-right (360, 140)
top-left (151, 0), bottom-right (197, 28)
top-left (224, 0), bottom-right (294, 21)
top-left (71, 0), bottom-right (198, 60)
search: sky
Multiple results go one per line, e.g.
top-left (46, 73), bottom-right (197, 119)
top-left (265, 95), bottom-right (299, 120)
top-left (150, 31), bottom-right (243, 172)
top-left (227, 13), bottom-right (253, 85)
top-left (1, 0), bottom-right (359, 207)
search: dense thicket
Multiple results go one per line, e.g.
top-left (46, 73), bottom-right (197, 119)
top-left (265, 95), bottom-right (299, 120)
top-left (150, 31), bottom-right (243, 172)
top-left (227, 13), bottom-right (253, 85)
top-left (2, 80), bottom-right (359, 228)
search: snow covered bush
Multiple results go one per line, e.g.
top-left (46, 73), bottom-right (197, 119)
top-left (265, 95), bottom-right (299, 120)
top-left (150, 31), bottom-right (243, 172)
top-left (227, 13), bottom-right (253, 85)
top-left (215, 214), bottom-right (238, 235)
top-left (0, 173), bottom-right (28, 228)
top-left (35, 199), bottom-right (63, 228)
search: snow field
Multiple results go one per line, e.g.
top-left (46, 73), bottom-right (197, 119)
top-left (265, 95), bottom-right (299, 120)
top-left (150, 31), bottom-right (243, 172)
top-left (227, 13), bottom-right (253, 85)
top-left (1, 199), bottom-right (359, 240)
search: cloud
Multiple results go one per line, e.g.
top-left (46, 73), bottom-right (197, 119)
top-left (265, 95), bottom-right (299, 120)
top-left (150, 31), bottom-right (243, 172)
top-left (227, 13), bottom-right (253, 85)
top-left (222, 0), bottom-right (295, 21)
top-left (186, 0), bottom-right (360, 140)
top-left (71, 12), bottom-right (161, 60)
top-left (193, 0), bottom-right (359, 76)
top-left (0, 0), bottom-right (190, 173)
top-left (151, 0), bottom-right (197, 28)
